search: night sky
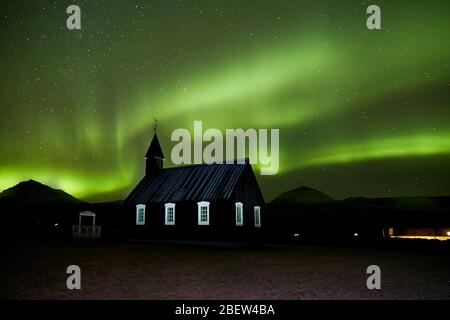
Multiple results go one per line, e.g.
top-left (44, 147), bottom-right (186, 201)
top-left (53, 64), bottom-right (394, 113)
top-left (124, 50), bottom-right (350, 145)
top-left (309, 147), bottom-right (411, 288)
top-left (1, 0), bottom-right (449, 202)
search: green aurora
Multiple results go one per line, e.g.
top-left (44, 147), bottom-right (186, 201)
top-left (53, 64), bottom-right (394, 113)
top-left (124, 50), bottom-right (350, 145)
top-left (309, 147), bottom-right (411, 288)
top-left (1, 0), bottom-right (449, 201)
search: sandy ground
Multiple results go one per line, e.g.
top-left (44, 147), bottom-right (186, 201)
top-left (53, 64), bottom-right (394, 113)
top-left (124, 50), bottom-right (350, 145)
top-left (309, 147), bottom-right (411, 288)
top-left (1, 241), bottom-right (449, 300)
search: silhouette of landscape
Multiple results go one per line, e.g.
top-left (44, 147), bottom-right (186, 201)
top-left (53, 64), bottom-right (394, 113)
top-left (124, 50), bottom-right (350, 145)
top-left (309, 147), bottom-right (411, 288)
top-left (1, 179), bottom-right (449, 300)
top-left (1, 179), bottom-right (449, 242)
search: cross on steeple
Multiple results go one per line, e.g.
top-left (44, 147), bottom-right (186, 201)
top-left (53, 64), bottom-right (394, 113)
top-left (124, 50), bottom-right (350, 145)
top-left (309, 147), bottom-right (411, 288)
top-left (154, 118), bottom-right (158, 133)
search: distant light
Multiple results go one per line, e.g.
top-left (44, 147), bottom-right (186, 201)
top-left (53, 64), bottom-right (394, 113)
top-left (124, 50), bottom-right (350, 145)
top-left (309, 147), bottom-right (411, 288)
top-left (54, 223), bottom-right (59, 227)
top-left (294, 233), bottom-right (300, 237)
top-left (391, 235), bottom-right (449, 241)
top-left (353, 233), bottom-right (359, 237)
top-left (447, 232), bottom-right (450, 236)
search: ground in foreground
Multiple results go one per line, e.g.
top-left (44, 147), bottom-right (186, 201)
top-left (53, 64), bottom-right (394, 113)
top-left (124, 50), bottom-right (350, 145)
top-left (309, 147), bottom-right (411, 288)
top-left (1, 241), bottom-right (449, 299)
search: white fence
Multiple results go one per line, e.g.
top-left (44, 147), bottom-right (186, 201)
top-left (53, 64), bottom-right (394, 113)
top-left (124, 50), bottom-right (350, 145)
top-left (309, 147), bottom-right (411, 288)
top-left (72, 225), bottom-right (101, 238)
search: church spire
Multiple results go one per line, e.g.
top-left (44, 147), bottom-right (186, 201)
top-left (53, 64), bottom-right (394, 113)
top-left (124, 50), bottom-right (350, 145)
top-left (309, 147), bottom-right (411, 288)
top-left (145, 120), bottom-right (164, 176)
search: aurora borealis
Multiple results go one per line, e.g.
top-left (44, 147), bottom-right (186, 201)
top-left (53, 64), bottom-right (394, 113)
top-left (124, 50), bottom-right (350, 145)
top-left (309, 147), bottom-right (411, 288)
top-left (1, 0), bottom-right (449, 201)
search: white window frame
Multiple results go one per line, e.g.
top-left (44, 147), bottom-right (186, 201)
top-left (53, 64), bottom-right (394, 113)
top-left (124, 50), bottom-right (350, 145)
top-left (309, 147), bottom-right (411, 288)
top-left (254, 206), bottom-right (261, 228)
top-left (197, 201), bottom-right (210, 225)
top-left (164, 203), bottom-right (176, 225)
top-left (235, 202), bottom-right (243, 226)
top-left (136, 204), bottom-right (146, 225)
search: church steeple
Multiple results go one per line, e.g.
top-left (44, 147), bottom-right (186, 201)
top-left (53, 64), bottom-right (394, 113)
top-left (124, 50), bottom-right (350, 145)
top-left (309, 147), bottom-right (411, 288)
top-left (145, 120), bottom-right (164, 176)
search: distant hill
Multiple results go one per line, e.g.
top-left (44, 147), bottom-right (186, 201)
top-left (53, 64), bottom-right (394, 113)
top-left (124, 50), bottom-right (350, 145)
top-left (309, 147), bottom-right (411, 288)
top-left (270, 186), bottom-right (334, 205)
top-left (268, 185), bottom-right (450, 239)
top-left (0, 180), bottom-right (91, 238)
top-left (271, 185), bottom-right (450, 211)
top-left (342, 195), bottom-right (450, 212)
top-left (0, 180), bottom-right (126, 239)
top-left (0, 179), bottom-right (87, 207)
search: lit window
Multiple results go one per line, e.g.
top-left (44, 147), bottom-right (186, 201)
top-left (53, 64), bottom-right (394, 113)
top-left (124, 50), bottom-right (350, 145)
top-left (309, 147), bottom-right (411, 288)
top-left (136, 204), bottom-right (146, 225)
top-left (197, 201), bottom-right (210, 225)
top-left (165, 203), bottom-right (175, 225)
top-left (254, 206), bottom-right (261, 227)
top-left (235, 202), bottom-right (243, 226)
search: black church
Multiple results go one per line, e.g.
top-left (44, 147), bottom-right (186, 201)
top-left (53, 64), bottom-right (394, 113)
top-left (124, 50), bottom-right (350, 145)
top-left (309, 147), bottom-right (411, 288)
top-left (124, 130), bottom-right (265, 241)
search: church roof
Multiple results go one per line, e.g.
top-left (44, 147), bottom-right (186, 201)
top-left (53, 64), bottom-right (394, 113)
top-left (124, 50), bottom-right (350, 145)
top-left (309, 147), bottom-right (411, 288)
top-left (145, 133), bottom-right (164, 159)
top-left (124, 161), bottom-right (249, 204)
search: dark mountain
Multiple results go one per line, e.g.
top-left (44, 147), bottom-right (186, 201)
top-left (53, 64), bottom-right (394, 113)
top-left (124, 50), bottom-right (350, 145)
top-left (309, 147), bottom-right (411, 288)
top-left (271, 185), bottom-right (450, 211)
top-left (0, 179), bottom-right (87, 207)
top-left (268, 185), bottom-right (450, 240)
top-left (270, 186), bottom-right (334, 205)
top-left (0, 180), bottom-right (126, 239)
top-left (343, 195), bottom-right (450, 210)
top-left (0, 180), bottom-right (90, 238)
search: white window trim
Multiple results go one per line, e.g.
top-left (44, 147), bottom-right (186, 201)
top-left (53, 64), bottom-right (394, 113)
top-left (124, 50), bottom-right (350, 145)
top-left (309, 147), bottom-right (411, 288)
top-left (136, 204), bottom-right (146, 225)
top-left (235, 202), bottom-right (243, 226)
top-left (197, 201), bottom-right (210, 225)
top-left (164, 203), bottom-right (176, 225)
top-left (254, 206), bottom-right (261, 228)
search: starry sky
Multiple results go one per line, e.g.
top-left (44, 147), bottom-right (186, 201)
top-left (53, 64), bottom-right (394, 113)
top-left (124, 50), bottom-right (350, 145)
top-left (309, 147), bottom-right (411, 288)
top-left (1, 0), bottom-right (449, 202)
